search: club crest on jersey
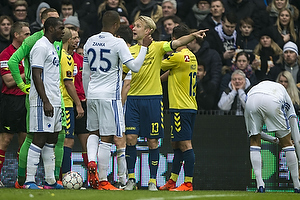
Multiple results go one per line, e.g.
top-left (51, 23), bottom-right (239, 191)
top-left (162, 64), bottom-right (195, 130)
top-left (184, 55), bottom-right (190, 62)
top-left (53, 57), bottom-right (59, 67)
top-left (56, 45), bottom-right (60, 52)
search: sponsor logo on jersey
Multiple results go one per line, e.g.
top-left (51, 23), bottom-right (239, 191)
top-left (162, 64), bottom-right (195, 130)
top-left (184, 55), bottom-right (190, 62)
top-left (66, 70), bottom-right (72, 77)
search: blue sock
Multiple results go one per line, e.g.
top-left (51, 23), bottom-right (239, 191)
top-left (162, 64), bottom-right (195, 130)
top-left (61, 146), bottom-right (72, 174)
top-left (171, 149), bottom-right (183, 174)
top-left (149, 148), bottom-right (159, 179)
top-left (126, 145), bottom-right (137, 174)
top-left (183, 149), bottom-right (195, 178)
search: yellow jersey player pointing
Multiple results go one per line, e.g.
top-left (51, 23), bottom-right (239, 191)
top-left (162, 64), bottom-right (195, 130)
top-left (123, 16), bottom-right (207, 191)
top-left (159, 24), bottom-right (197, 191)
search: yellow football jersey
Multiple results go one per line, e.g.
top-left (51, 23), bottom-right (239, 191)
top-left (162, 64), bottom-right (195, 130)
top-left (123, 41), bottom-right (167, 96)
top-left (60, 49), bottom-right (75, 107)
top-left (161, 48), bottom-right (198, 110)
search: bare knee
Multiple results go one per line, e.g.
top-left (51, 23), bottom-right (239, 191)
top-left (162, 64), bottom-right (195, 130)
top-left (114, 135), bottom-right (126, 148)
top-left (64, 138), bottom-right (74, 148)
top-left (0, 133), bottom-right (14, 150)
top-left (147, 138), bottom-right (158, 149)
top-left (126, 134), bottom-right (138, 146)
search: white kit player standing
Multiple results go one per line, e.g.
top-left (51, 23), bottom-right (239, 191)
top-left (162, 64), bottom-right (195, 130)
top-left (244, 81), bottom-right (300, 193)
top-left (82, 11), bottom-right (152, 190)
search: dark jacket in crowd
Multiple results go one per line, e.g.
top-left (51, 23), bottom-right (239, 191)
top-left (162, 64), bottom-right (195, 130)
top-left (194, 40), bottom-right (222, 88)
top-left (0, 34), bottom-right (11, 53)
top-left (236, 33), bottom-right (259, 61)
top-left (255, 47), bottom-right (280, 82)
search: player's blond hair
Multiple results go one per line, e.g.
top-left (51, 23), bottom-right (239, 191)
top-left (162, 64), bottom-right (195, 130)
top-left (137, 16), bottom-right (156, 35)
top-left (62, 28), bottom-right (72, 44)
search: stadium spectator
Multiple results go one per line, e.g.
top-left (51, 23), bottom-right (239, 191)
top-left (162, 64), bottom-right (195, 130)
top-left (74, 0), bottom-right (97, 35)
top-left (205, 12), bottom-right (238, 66)
top-left (12, 0), bottom-right (30, 23)
top-left (269, 8), bottom-right (298, 49)
top-left (0, 0), bottom-right (17, 20)
top-left (185, 0), bottom-right (211, 30)
top-left (236, 17), bottom-right (259, 61)
top-left (60, 0), bottom-right (77, 21)
top-left (0, 15), bottom-right (13, 52)
top-left (64, 15), bottom-right (90, 46)
top-left (96, 0), bottom-right (129, 33)
top-left (156, 0), bottom-right (177, 41)
top-left (0, 21), bottom-right (30, 188)
top-left (223, 0), bottom-right (256, 26)
top-left (199, 0), bottom-right (225, 32)
top-left (29, 2), bottom-right (50, 34)
top-left (266, 0), bottom-right (299, 26)
top-left (187, 33), bottom-right (222, 100)
top-left (130, 0), bottom-right (163, 24)
top-left (252, 28), bottom-right (282, 82)
top-left (161, 15), bottom-right (181, 41)
top-left (195, 59), bottom-right (218, 110)
top-left (274, 41), bottom-right (300, 84)
top-left (218, 70), bottom-right (250, 115)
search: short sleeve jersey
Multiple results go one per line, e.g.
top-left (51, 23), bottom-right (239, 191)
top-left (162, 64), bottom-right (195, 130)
top-left (60, 49), bottom-right (75, 107)
top-left (161, 48), bottom-right (198, 111)
top-left (247, 81), bottom-right (296, 118)
top-left (0, 44), bottom-right (25, 95)
top-left (83, 32), bottom-right (134, 100)
top-left (29, 36), bottom-right (61, 106)
top-left (123, 41), bottom-right (166, 96)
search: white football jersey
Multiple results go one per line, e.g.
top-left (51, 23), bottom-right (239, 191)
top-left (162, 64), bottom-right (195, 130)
top-left (29, 36), bottom-right (61, 107)
top-left (83, 32), bottom-right (134, 100)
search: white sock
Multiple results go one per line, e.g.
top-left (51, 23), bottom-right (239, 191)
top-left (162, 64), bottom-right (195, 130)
top-left (97, 141), bottom-right (112, 181)
top-left (117, 148), bottom-right (127, 185)
top-left (260, 131), bottom-right (279, 144)
top-left (283, 146), bottom-right (300, 189)
top-left (26, 143), bottom-right (41, 183)
top-left (87, 134), bottom-right (99, 162)
top-left (289, 117), bottom-right (300, 163)
top-left (250, 146), bottom-right (264, 189)
top-left (42, 143), bottom-right (56, 185)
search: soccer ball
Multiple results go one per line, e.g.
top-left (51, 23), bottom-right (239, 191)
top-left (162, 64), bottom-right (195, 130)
top-left (62, 171), bottom-right (83, 189)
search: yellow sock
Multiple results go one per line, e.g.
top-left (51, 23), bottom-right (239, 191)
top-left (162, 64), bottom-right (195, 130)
top-left (128, 173), bottom-right (135, 180)
top-left (149, 178), bottom-right (156, 185)
top-left (184, 176), bottom-right (193, 183)
top-left (170, 173), bottom-right (179, 182)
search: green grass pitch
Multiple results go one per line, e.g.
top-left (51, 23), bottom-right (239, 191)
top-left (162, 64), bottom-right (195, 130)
top-left (0, 189), bottom-right (299, 200)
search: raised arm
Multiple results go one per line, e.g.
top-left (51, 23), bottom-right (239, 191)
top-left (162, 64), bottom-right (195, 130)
top-left (171, 29), bottom-right (208, 50)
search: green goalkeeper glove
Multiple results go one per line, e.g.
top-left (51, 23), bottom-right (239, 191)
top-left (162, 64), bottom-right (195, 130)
top-left (17, 82), bottom-right (30, 94)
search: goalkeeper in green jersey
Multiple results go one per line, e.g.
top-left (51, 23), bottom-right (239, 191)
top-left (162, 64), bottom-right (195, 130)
top-left (7, 8), bottom-right (66, 188)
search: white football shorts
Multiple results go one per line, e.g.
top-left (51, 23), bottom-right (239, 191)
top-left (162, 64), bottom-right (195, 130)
top-left (244, 93), bottom-right (290, 138)
top-left (86, 99), bottom-right (124, 137)
top-left (29, 106), bottom-right (62, 133)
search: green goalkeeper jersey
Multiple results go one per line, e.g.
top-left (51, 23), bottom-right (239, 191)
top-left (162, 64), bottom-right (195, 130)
top-left (8, 30), bottom-right (66, 127)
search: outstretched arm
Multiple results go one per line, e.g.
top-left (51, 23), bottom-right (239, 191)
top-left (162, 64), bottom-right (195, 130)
top-left (171, 29), bottom-right (208, 50)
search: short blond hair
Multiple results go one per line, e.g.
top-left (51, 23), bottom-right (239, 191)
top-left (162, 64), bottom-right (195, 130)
top-left (62, 28), bottom-right (72, 44)
top-left (137, 16), bottom-right (156, 34)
